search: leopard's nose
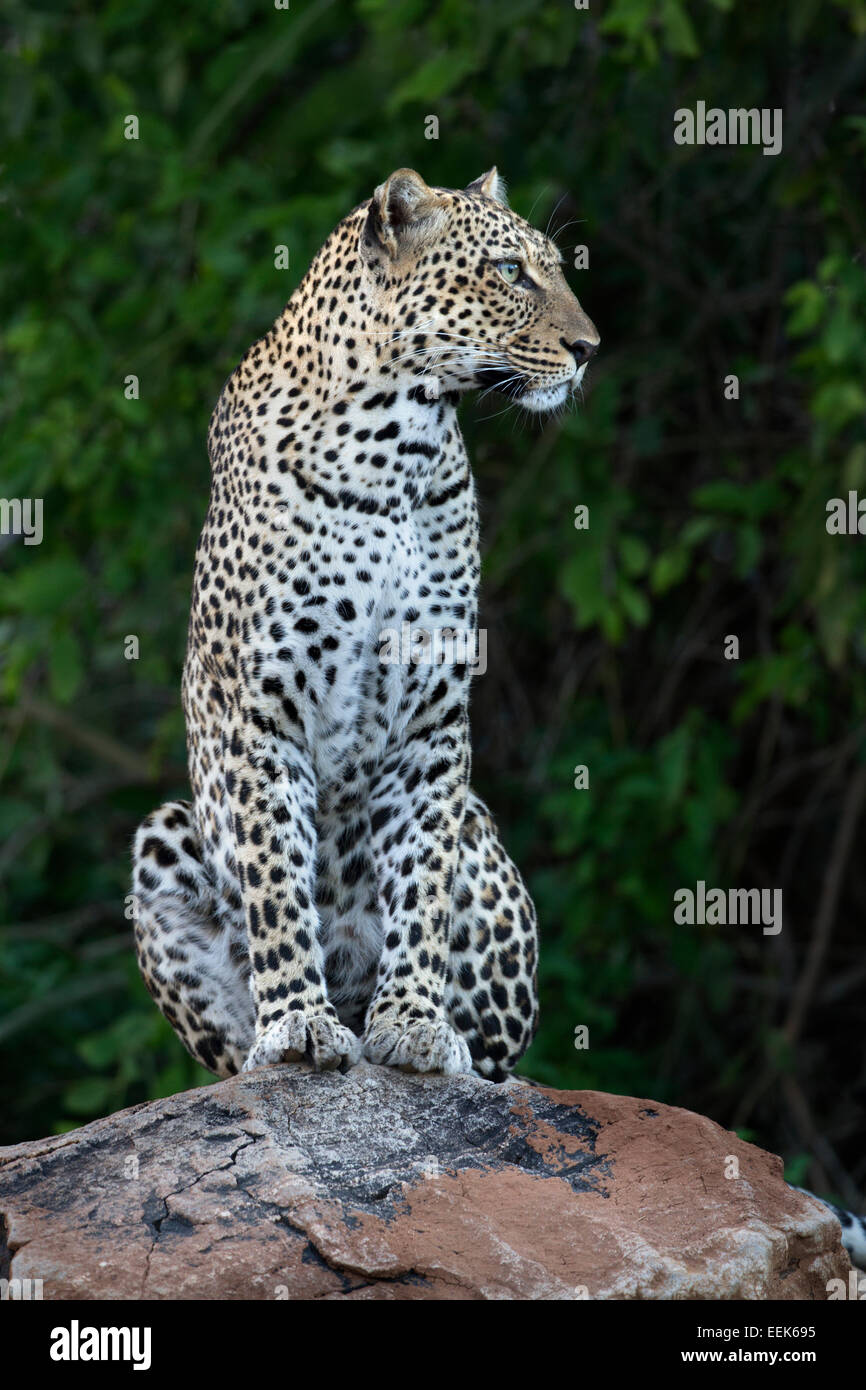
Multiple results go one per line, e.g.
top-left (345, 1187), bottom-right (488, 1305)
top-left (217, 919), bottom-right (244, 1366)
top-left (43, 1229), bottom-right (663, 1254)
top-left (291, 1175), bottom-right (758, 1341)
top-left (562, 336), bottom-right (599, 367)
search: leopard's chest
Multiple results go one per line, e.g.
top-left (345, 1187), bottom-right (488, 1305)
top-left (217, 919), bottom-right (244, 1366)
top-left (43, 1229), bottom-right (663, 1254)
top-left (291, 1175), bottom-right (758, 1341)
top-left (203, 387), bottom-right (478, 784)
top-left (310, 509), bottom-right (477, 790)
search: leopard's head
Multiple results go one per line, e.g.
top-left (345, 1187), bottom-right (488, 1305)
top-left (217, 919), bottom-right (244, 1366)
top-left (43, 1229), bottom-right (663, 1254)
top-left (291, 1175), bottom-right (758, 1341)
top-left (359, 167), bottom-right (599, 412)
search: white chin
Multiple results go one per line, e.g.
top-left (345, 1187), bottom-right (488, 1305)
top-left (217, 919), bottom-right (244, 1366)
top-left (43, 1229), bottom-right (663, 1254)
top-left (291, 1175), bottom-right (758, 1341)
top-left (519, 382), bottom-right (570, 414)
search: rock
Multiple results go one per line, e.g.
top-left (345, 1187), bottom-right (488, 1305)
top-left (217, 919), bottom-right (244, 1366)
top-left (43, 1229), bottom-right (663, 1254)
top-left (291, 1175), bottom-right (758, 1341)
top-left (0, 1062), bottom-right (848, 1300)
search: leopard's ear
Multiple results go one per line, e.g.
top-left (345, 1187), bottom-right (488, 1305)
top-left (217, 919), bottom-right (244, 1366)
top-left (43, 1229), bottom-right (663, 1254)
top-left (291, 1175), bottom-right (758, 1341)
top-left (465, 168), bottom-right (508, 206)
top-left (363, 168), bottom-right (445, 259)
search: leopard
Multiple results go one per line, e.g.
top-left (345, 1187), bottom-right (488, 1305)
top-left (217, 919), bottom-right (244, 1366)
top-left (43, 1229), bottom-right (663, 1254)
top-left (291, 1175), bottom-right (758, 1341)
top-left (130, 167), bottom-right (866, 1275)
top-left (131, 166), bottom-right (599, 1085)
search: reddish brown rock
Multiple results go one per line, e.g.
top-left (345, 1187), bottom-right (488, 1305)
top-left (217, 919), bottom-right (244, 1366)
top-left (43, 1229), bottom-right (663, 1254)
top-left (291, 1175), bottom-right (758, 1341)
top-left (0, 1062), bottom-right (849, 1299)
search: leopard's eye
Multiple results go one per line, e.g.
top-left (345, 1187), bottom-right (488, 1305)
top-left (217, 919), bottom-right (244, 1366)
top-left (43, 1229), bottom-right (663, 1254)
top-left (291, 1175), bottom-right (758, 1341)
top-left (497, 261), bottom-right (521, 285)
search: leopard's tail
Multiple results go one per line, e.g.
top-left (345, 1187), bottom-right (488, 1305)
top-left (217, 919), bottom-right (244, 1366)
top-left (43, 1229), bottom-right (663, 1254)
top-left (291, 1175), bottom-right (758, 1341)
top-left (796, 1188), bottom-right (866, 1270)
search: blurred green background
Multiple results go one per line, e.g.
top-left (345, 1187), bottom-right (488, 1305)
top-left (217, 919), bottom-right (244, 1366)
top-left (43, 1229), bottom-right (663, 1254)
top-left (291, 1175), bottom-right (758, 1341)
top-left (1, 0), bottom-right (865, 1209)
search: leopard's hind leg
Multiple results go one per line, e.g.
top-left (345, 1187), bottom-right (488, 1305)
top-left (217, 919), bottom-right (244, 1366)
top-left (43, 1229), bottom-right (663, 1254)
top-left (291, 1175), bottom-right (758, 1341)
top-left (132, 800), bottom-right (253, 1077)
top-left (446, 792), bottom-right (539, 1081)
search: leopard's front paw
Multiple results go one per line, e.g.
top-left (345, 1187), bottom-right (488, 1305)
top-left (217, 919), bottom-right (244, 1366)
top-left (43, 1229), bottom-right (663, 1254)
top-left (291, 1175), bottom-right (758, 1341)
top-left (363, 1017), bottom-right (473, 1076)
top-left (243, 1010), bottom-right (361, 1073)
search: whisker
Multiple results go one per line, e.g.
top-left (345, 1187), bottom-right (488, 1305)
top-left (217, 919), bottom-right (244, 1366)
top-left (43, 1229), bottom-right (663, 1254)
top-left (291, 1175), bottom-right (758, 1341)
top-left (545, 193), bottom-right (568, 240)
top-left (525, 184), bottom-right (551, 224)
top-left (549, 217), bottom-right (587, 245)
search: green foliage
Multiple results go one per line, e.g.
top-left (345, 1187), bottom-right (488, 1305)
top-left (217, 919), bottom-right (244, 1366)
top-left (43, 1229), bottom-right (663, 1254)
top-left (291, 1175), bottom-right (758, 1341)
top-left (1, 0), bottom-right (865, 1208)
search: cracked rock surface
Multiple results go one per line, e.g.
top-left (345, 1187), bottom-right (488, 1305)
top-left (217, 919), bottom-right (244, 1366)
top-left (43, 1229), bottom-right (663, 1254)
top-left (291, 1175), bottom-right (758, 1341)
top-left (0, 1062), bottom-right (849, 1299)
